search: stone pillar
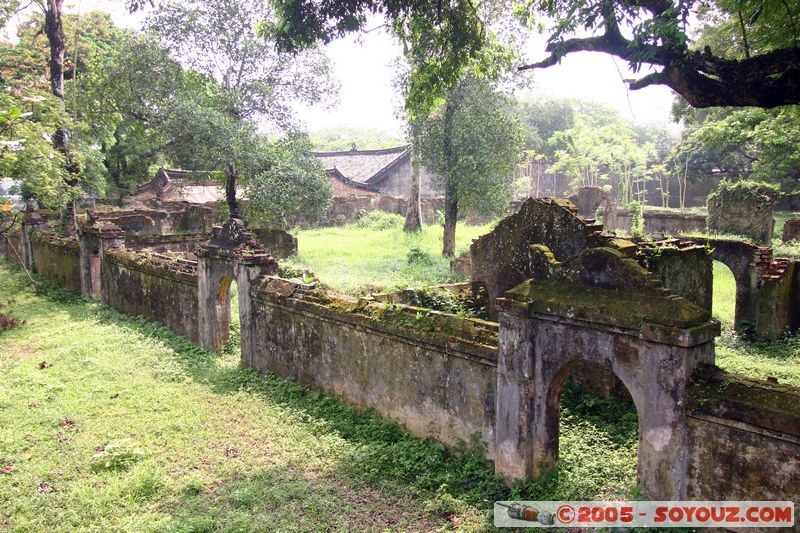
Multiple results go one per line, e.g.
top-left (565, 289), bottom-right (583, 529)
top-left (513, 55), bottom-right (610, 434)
top-left (236, 255), bottom-right (278, 364)
top-left (197, 255), bottom-right (229, 352)
top-left (77, 228), bottom-right (97, 297)
top-left (98, 222), bottom-right (125, 306)
top-left (20, 204), bottom-right (43, 270)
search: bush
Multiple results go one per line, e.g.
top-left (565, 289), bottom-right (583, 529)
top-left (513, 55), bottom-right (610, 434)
top-left (406, 245), bottom-right (436, 266)
top-left (353, 210), bottom-right (404, 231)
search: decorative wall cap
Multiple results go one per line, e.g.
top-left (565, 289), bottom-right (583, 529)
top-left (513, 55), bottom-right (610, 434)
top-left (500, 246), bottom-right (716, 340)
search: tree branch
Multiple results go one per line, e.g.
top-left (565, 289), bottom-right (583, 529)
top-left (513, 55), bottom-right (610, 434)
top-left (520, 33), bottom-right (800, 108)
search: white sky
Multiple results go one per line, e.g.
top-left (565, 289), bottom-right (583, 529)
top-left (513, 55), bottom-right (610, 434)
top-left (3, 1), bottom-right (678, 138)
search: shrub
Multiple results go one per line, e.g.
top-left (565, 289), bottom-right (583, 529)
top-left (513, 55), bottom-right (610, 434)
top-left (406, 245), bottom-right (436, 266)
top-left (354, 210), bottom-right (404, 230)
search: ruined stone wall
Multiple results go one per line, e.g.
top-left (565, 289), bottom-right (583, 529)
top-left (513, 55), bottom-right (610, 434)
top-left (250, 228), bottom-right (298, 259)
top-left (101, 250), bottom-right (200, 343)
top-left (92, 203), bottom-right (214, 236)
top-left (125, 234), bottom-right (209, 254)
top-left (636, 242), bottom-right (713, 311)
top-left (29, 231), bottom-right (81, 291)
top-left (707, 183), bottom-right (778, 243)
top-left (470, 198), bottom-right (605, 318)
top-left (611, 209), bottom-right (707, 235)
top-left (755, 258), bottom-right (797, 339)
top-left (244, 278), bottom-right (499, 452)
top-left (686, 371), bottom-right (800, 523)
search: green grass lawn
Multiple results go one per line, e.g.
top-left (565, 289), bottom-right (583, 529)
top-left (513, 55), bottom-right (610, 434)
top-left (712, 260), bottom-right (736, 327)
top-left (0, 265), bottom-right (641, 532)
top-left (288, 214), bottom-right (494, 295)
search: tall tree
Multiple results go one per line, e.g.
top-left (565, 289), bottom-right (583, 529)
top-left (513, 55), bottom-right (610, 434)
top-left (144, 0), bottom-right (335, 217)
top-left (419, 74), bottom-right (524, 256)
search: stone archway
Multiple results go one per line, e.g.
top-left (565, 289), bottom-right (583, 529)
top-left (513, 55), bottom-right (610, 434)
top-left (494, 246), bottom-right (719, 499)
top-left (197, 217), bottom-right (278, 352)
top-left (700, 239), bottom-right (766, 330)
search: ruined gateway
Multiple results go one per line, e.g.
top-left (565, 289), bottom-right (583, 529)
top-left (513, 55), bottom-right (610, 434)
top-left (4, 198), bottom-right (799, 520)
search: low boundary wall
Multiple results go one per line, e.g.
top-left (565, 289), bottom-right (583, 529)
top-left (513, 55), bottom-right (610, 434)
top-left (29, 231), bottom-right (81, 291)
top-left (245, 277), bottom-right (499, 451)
top-left (101, 249), bottom-right (200, 343)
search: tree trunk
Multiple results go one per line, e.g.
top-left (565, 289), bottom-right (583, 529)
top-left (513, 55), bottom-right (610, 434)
top-left (441, 98), bottom-right (457, 257)
top-left (403, 136), bottom-right (423, 232)
top-left (44, 0), bottom-right (69, 155)
top-left (225, 161), bottom-right (239, 218)
top-left (45, 0), bottom-right (79, 233)
top-left (442, 181), bottom-right (458, 256)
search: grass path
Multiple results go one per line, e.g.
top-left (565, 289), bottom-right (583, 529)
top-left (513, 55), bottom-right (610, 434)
top-left (0, 266), bottom-right (640, 532)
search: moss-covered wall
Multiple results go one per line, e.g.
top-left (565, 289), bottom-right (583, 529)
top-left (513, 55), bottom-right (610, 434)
top-left (125, 233), bottom-right (208, 253)
top-left (29, 232), bottom-right (81, 291)
top-left (707, 182), bottom-right (778, 243)
top-left (613, 210), bottom-right (707, 235)
top-left (244, 280), bottom-right (498, 454)
top-left (470, 198), bottom-right (604, 318)
top-left (642, 245), bottom-right (713, 311)
top-left (687, 371), bottom-right (800, 522)
top-left (101, 251), bottom-right (200, 343)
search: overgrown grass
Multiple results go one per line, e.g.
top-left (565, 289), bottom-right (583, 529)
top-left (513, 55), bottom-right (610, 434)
top-left (0, 264), bottom-right (642, 531)
top-left (287, 216), bottom-right (494, 294)
top-left (712, 260), bottom-right (736, 328)
top-left (711, 258), bottom-right (800, 387)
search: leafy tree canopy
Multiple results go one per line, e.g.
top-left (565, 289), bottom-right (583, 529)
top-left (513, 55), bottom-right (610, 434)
top-left (273, 0), bottom-right (800, 109)
top-left (419, 73), bottom-right (524, 254)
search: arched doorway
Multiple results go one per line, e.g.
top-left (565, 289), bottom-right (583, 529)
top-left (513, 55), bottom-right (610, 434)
top-left (547, 360), bottom-right (639, 498)
top-left (196, 218), bottom-right (278, 352)
top-left (215, 275), bottom-right (240, 353)
top-left (712, 260), bottom-right (736, 329)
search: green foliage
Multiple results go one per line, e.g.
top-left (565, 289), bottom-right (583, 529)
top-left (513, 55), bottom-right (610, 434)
top-left (0, 11), bottom-right (125, 208)
top-left (420, 74), bottom-right (525, 216)
top-left (90, 439), bottom-right (145, 472)
top-left (548, 108), bottom-right (657, 202)
top-left (406, 245), bottom-right (436, 266)
top-left (244, 134), bottom-right (332, 228)
top-left (708, 179), bottom-right (782, 204)
top-left (627, 200), bottom-right (644, 237)
top-left (353, 210), bottom-right (405, 231)
top-left (88, 0), bottom-right (335, 212)
top-left (0, 88), bottom-right (94, 208)
top-left (670, 106), bottom-right (800, 193)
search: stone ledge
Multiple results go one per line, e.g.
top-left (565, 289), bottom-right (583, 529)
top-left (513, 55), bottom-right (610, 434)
top-left (688, 369), bottom-right (800, 439)
top-left (251, 278), bottom-right (499, 364)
